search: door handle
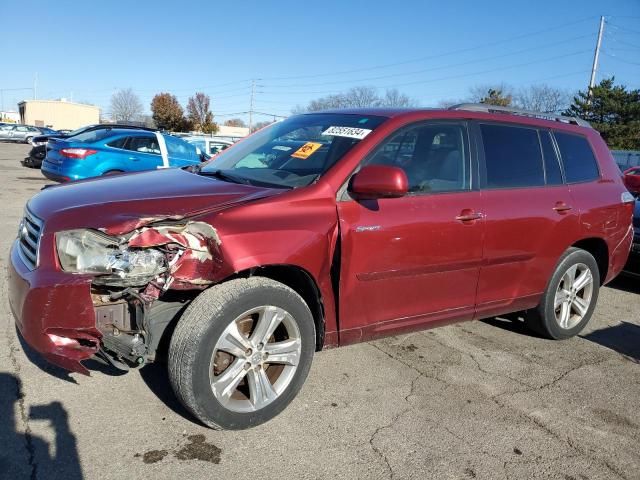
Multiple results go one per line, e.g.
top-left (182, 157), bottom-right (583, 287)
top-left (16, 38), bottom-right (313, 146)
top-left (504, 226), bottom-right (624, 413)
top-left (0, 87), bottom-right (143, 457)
top-left (128, 156), bottom-right (139, 161)
top-left (455, 210), bottom-right (484, 223)
top-left (553, 202), bottom-right (573, 213)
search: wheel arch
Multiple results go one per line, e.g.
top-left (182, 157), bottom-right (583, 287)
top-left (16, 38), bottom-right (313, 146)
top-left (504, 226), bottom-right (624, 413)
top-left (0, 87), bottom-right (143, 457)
top-left (571, 237), bottom-right (609, 285)
top-left (238, 264), bottom-right (326, 351)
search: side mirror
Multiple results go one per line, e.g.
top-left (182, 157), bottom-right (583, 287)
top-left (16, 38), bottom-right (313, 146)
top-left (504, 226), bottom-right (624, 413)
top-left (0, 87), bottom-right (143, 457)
top-left (349, 165), bottom-right (408, 199)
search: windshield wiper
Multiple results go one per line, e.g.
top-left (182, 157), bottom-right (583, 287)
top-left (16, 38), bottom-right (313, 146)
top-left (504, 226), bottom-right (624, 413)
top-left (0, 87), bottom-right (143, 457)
top-left (198, 169), bottom-right (253, 185)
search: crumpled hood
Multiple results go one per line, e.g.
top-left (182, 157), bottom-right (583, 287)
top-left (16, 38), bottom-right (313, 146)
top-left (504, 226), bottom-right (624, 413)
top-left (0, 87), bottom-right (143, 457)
top-left (28, 168), bottom-right (280, 233)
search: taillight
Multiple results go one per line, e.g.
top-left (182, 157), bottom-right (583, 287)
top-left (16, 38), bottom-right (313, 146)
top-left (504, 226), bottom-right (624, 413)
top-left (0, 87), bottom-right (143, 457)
top-left (60, 148), bottom-right (97, 159)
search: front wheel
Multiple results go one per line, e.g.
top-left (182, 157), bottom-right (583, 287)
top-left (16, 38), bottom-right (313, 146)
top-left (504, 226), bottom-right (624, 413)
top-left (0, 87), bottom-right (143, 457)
top-left (526, 247), bottom-right (600, 339)
top-left (168, 277), bottom-right (315, 429)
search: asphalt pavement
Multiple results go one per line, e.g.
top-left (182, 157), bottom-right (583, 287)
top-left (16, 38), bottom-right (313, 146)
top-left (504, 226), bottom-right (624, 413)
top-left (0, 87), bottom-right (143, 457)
top-left (0, 141), bottom-right (638, 480)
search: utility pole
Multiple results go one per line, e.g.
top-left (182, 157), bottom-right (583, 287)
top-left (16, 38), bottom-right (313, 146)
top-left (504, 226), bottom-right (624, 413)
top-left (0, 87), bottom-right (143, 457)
top-left (588, 16), bottom-right (605, 103)
top-left (248, 79), bottom-right (256, 133)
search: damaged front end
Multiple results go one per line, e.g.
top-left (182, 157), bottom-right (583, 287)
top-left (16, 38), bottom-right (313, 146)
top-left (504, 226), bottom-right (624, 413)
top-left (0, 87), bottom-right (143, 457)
top-left (56, 220), bottom-right (223, 371)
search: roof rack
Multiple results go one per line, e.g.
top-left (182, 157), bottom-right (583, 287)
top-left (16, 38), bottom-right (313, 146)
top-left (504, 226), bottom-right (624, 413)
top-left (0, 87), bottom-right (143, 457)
top-left (448, 103), bottom-right (591, 128)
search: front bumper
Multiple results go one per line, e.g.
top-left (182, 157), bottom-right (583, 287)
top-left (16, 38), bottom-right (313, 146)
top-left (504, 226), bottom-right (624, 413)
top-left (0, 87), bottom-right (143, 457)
top-left (8, 240), bottom-right (101, 374)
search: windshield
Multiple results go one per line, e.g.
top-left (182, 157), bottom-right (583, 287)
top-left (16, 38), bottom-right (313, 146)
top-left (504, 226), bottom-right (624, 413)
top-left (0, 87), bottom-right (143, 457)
top-left (200, 113), bottom-right (387, 188)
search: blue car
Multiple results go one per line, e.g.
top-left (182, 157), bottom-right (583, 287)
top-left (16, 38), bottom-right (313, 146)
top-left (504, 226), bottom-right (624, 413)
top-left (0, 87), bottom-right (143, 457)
top-left (41, 129), bottom-right (204, 182)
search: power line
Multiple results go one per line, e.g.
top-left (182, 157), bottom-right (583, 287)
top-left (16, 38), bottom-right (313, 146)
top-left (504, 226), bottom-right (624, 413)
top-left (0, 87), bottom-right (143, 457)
top-left (260, 50), bottom-right (592, 96)
top-left (260, 16), bottom-right (598, 82)
top-left (261, 34), bottom-right (594, 90)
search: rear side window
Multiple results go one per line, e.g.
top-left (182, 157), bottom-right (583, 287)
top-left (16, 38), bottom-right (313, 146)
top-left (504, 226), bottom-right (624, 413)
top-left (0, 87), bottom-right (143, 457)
top-left (127, 136), bottom-right (160, 155)
top-left (480, 124), bottom-right (544, 188)
top-left (107, 137), bottom-right (128, 149)
top-left (554, 132), bottom-right (599, 183)
top-left (540, 131), bottom-right (563, 185)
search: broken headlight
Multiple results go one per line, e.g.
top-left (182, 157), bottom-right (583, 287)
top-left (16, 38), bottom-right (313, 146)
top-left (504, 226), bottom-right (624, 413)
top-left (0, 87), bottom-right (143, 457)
top-left (56, 229), bottom-right (166, 286)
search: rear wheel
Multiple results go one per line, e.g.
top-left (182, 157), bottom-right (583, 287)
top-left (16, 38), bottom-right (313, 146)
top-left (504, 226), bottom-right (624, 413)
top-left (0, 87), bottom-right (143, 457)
top-left (526, 247), bottom-right (600, 339)
top-left (168, 277), bottom-right (315, 430)
top-left (102, 170), bottom-right (124, 176)
top-left (24, 136), bottom-right (33, 144)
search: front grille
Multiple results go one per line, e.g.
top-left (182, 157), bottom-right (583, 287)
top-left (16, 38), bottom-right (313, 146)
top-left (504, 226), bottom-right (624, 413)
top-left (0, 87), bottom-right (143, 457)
top-left (18, 208), bottom-right (43, 270)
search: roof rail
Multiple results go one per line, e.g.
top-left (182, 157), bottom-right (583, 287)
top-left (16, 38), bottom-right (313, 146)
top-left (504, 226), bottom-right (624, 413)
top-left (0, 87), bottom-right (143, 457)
top-left (448, 103), bottom-right (591, 128)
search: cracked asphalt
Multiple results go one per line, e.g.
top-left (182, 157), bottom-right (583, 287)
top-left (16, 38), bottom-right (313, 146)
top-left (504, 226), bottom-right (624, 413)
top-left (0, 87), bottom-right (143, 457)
top-left (1, 142), bottom-right (639, 480)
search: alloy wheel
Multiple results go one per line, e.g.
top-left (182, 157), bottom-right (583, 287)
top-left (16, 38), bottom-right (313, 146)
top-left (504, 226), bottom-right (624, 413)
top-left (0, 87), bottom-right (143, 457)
top-left (553, 263), bottom-right (594, 330)
top-left (209, 306), bottom-right (301, 413)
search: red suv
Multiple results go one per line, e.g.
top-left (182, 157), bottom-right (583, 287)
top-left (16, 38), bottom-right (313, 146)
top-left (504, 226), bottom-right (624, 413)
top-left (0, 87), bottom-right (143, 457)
top-left (8, 105), bottom-right (634, 429)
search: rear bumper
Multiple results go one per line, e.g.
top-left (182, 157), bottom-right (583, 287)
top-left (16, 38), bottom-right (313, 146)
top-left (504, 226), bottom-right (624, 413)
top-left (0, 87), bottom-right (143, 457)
top-left (41, 167), bottom-right (70, 183)
top-left (8, 240), bottom-right (100, 374)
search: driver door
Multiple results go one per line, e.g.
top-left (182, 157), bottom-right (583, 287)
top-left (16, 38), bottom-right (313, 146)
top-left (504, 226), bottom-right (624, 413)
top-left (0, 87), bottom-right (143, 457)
top-left (337, 121), bottom-right (484, 343)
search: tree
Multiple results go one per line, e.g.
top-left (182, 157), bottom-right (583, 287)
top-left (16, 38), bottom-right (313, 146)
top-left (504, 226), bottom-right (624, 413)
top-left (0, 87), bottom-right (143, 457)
top-left (187, 92), bottom-right (217, 134)
top-left (151, 93), bottom-right (188, 131)
top-left (224, 118), bottom-right (247, 128)
top-left (514, 84), bottom-right (571, 113)
top-left (378, 88), bottom-right (416, 108)
top-left (564, 77), bottom-right (640, 149)
top-left (479, 88), bottom-right (512, 106)
top-left (110, 88), bottom-right (143, 122)
top-left (294, 86), bottom-right (417, 113)
top-left (251, 120), bottom-right (275, 132)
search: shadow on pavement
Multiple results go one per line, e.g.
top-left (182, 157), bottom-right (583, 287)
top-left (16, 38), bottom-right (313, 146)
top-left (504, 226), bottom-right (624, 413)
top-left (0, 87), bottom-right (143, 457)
top-left (482, 312), bottom-right (540, 338)
top-left (138, 363), bottom-right (198, 425)
top-left (582, 321), bottom-right (640, 363)
top-left (0, 373), bottom-right (83, 480)
top-left (606, 273), bottom-right (640, 295)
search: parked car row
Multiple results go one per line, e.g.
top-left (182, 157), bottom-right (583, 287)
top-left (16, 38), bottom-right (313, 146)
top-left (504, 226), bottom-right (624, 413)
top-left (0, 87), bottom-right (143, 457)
top-left (18, 123), bottom-right (241, 181)
top-left (0, 124), bottom-right (59, 143)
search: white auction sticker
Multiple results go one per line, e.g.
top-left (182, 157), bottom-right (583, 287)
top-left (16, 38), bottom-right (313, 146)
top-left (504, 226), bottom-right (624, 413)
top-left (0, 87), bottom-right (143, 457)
top-left (321, 126), bottom-right (372, 140)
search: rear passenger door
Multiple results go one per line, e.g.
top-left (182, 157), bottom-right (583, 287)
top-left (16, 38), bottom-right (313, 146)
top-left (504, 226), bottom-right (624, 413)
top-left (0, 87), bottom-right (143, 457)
top-left (474, 123), bottom-right (581, 319)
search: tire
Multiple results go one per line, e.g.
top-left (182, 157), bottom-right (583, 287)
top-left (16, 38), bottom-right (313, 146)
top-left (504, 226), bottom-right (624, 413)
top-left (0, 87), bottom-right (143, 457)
top-left (168, 277), bottom-right (315, 430)
top-left (526, 247), bottom-right (600, 339)
top-left (24, 136), bottom-right (33, 144)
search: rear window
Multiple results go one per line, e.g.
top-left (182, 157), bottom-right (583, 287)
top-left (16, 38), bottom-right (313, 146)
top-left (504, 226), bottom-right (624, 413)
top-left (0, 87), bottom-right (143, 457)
top-left (480, 124), bottom-right (544, 188)
top-left (67, 129), bottom-right (116, 144)
top-left (554, 132), bottom-right (599, 183)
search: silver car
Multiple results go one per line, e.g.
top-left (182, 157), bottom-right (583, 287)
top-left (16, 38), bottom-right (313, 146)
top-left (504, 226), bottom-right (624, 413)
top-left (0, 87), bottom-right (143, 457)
top-left (0, 125), bottom-right (43, 143)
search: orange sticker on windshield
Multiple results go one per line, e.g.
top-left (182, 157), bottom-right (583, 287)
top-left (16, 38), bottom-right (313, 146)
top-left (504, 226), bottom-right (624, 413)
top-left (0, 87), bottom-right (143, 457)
top-left (291, 142), bottom-right (322, 159)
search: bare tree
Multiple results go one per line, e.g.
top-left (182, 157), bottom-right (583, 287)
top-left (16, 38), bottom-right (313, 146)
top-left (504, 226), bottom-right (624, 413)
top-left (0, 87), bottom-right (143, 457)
top-left (110, 88), bottom-right (143, 122)
top-left (378, 88), bottom-right (417, 107)
top-left (514, 84), bottom-right (572, 113)
top-left (224, 118), bottom-right (247, 128)
top-left (187, 92), bottom-right (217, 133)
top-left (251, 120), bottom-right (276, 133)
top-left (295, 86), bottom-right (417, 112)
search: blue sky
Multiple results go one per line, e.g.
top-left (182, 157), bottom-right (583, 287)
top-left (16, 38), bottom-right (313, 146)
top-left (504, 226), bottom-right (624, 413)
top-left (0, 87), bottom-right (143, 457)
top-left (1, 0), bottom-right (639, 123)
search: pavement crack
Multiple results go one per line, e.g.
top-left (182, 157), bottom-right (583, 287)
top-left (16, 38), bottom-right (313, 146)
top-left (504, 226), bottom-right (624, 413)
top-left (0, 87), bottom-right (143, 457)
top-left (6, 322), bottom-right (38, 480)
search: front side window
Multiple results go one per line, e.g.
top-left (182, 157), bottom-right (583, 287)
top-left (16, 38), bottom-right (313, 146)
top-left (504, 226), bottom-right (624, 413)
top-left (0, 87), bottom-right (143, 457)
top-left (554, 132), bottom-right (599, 183)
top-left (480, 123), bottom-right (544, 188)
top-left (201, 113), bottom-right (388, 188)
top-left (165, 135), bottom-right (197, 161)
top-left (365, 122), bottom-right (470, 193)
